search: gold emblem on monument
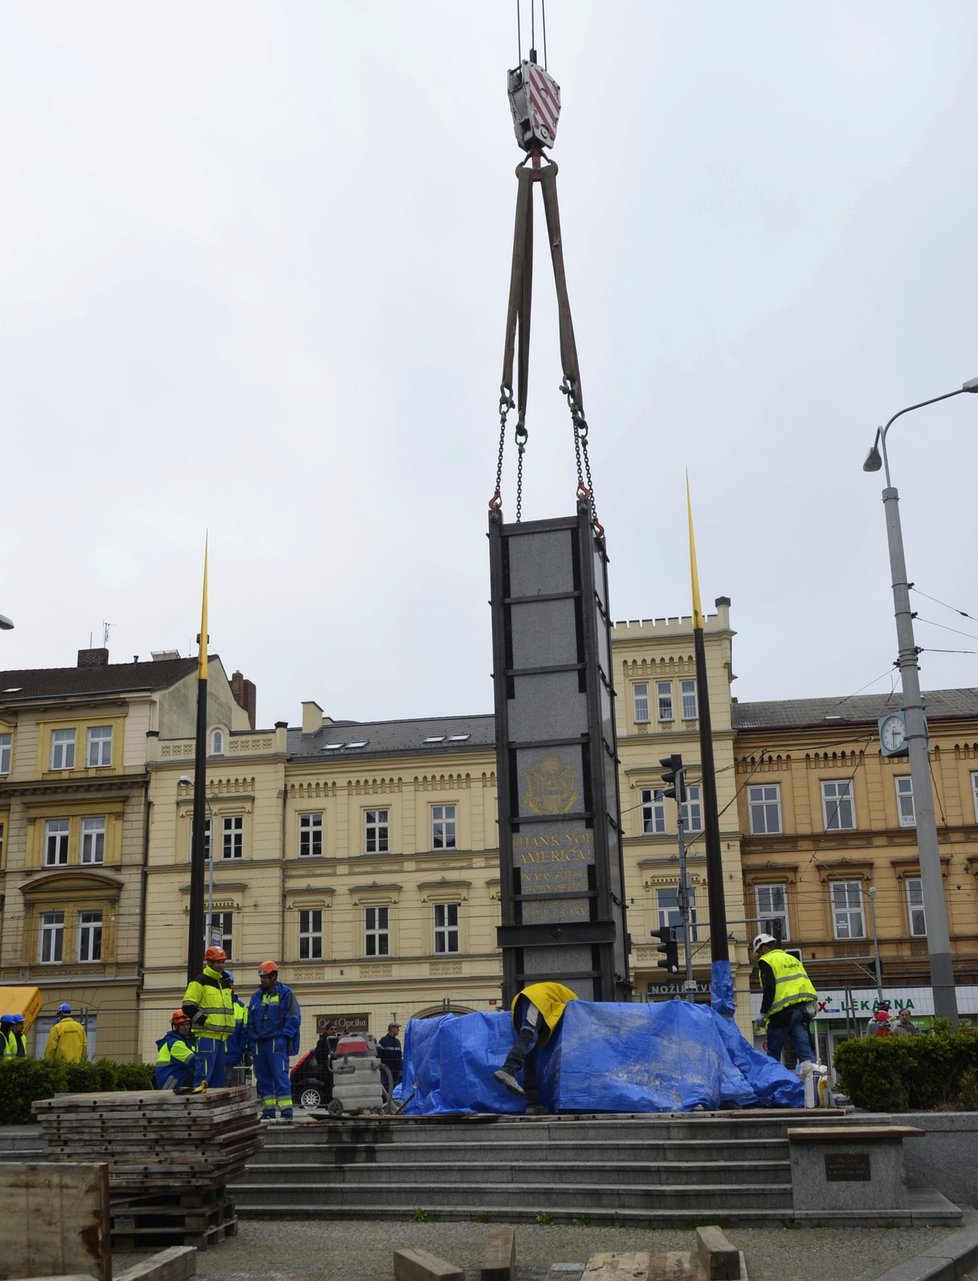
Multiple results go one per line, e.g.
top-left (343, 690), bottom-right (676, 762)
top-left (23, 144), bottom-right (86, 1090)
top-left (523, 754), bottom-right (579, 814)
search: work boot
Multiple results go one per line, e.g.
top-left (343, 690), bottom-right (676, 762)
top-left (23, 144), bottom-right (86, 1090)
top-left (494, 1068), bottom-right (525, 1097)
top-left (280, 1110), bottom-right (294, 1123)
top-left (191, 1081), bottom-right (207, 1094)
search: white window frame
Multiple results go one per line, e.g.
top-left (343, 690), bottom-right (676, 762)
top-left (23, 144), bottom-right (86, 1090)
top-left (633, 681), bottom-right (650, 724)
top-left (50, 728), bottom-right (76, 770)
top-left (972, 772), bottom-right (978, 823)
top-left (39, 911), bottom-right (64, 963)
top-left (434, 902), bottom-right (460, 954)
top-left (221, 815), bottom-right (243, 861)
top-left (680, 678), bottom-right (697, 720)
top-left (298, 812), bottom-right (324, 858)
top-left (821, 779), bottom-right (856, 831)
top-left (0, 732), bottom-right (10, 774)
top-left (44, 819), bottom-right (70, 866)
top-left (906, 877), bottom-right (926, 937)
top-left (364, 809), bottom-right (389, 855)
top-left (830, 879), bottom-right (865, 939)
top-left (299, 908), bottom-right (323, 960)
top-left (432, 804), bottom-right (457, 850)
top-left (895, 776), bottom-right (916, 828)
top-left (656, 886), bottom-right (697, 942)
top-left (681, 784), bottom-right (703, 834)
top-left (81, 816), bottom-right (106, 865)
top-left (656, 680), bottom-right (674, 722)
top-left (640, 787), bottom-right (666, 835)
top-left (755, 884), bottom-right (789, 942)
top-left (210, 728), bottom-right (225, 756)
top-left (78, 910), bottom-right (102, 963)
top-left (747, 784), bottom-right (783, 835)
top-left (365, 905), bottom-right (389, 956)
top-left (86, 725), bottom-right (112, 768)
top-left (205, 910), bottom-right (232, 956)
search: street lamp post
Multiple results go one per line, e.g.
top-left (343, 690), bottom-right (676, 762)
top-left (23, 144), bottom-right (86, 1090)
top-left (863, 376), bottom-right (978, 1024)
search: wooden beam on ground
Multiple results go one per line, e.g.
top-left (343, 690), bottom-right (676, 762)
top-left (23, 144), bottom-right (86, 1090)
top-left (113, 1245), bottom-right (197, 1281)
top-left (393, 1247), bottom-right (465, 1281)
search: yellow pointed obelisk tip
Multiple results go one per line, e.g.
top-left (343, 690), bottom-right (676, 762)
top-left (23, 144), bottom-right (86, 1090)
top-left (198, 536), bottom-right (209, 680)
top-left (686, 473), bottom-right (704, 630)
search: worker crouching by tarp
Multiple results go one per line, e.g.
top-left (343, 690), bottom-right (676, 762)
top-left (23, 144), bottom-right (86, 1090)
top-left (401, 1000), bottom-right (805, 1115)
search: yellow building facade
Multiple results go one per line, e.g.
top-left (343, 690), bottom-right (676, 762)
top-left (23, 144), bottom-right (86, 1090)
top-left (0, 648), bottom-right (254, 1059)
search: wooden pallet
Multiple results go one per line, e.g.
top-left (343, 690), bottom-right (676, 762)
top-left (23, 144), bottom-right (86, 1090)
top-left (111, 1187), bottom-right (238, 1251)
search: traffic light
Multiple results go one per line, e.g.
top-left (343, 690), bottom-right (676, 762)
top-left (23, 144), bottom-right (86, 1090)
top-left (763, 918), bottom-right (784, 944)
top-left (659, 754), bottom-right (686, 803)
top-left (652, 925), bottom-right (679, 972)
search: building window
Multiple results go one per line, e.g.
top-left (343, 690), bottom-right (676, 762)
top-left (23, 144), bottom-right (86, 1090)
top-left (299, 813), bottom-right (324, 858)
top-left (0, 732), bottom-right (10, 774)
top-left (221, 816), bottom-right (243, 860)
top-left (365, 809), bottom-right (389, 855)
top-left (210, 729), bottom-right (224, 756)
top-left (906, 878), bottom-right (926, 937)
top-left (755, 884), bottom-right (789, 942)
top-left (434, 902), bottom-right (460, 954)
top-left (680, 679), bottom-right (697, 720)
top-left (206, 911), bottom-right (232, 957)
top-left (0, 821), bottom-right (4, 865)
top-left (50, 728), bottom-right (76, 770)
top-left (44, 819), bottom-right (70, 866)
top-left (365, 906), bottom-right (389, 956)
top-left (39, 911), bottom-right (64, 963)
top-left (640, 787), bottom-right (666, 835)
top-left (656, 681), bottom-right (674, 722)
top-left (821, 779), bottom-right (855, 831)
top-left (656, 886), bottom-right (697, 942)
top-left (299, 908), bottom-right (324, 960)
top-left (81, 817), bottom-right (106, 865)
top-left (86, 726), bottom-right (112, 768)
top-left (830, 880), bottom-right (865, 939)
top-left (681, 785), bottom-right (703, 833)
top-left (895, 777), bottom-right (915, 827)
top-left (432, 804), bottom-right (457, 850)
top-left (633, 682), bottom-right (650, 724)
top-left (973, 772), bottom-right (978, 822)
top-left (747, 784), bottom-right (782, 835)
top-left (78, 910), bottom-right (102, 962)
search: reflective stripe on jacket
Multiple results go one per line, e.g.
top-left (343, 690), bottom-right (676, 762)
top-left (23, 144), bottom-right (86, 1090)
top-left (154, 1030), bottom-right (196, 1088)
top-left (763, 949), bottom-right (817, 1017)
top-left (182, 965), bottom-right (234, 1039)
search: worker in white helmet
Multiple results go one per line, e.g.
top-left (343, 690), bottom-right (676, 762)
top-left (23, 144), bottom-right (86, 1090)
top-left (752, 933), bottom-right (818, 1066)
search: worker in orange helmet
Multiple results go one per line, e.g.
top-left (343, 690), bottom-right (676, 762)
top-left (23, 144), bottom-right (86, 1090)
top-left (154, 1010), bottom-right (197, 1092)
top-left (181, 945), bottom-right (234, 1090)
top-left (248, 961), bottom-right (301, 1122)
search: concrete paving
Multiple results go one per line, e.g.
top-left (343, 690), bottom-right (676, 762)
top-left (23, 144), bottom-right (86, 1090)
top-left (113, 1206), bottom-right (978, 1281)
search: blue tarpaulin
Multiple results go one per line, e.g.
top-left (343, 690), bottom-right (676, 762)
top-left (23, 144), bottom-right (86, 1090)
top-left (401, 1000), bottom-right (804, 1115)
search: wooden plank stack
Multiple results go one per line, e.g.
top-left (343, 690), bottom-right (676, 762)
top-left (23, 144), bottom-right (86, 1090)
top-left (32, 1086), bottom-right (261, 1249)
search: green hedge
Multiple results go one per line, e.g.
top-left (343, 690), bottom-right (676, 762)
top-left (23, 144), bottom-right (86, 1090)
top-left (0, 1058), bottom-right (156, 1125)
top-left (833, 1023), bottom-right (978, 1111)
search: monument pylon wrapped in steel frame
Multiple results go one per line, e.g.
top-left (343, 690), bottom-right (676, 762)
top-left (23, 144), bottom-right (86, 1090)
top-left (488, 502), bottom-right (631, 1005)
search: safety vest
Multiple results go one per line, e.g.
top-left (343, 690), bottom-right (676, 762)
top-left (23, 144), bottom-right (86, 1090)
top-left (155, 1031), bottom-right (195, 1069)
top-left (182, 965), bottom-right (234, 1040)
top-left (1, 1029), bottom-right (14, 1058)
top-left (511, 982), bottom-right (578, 1044)
top-left (764, 949), bottom-right (817, 1017)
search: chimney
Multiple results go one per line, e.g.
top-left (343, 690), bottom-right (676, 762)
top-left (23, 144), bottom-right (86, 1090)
top-left (77, 648), bottom-right (109, 668)
top-left (302, 700), bottom-right (324, 735)
top-left (231, 671), bottom-right (257, 730)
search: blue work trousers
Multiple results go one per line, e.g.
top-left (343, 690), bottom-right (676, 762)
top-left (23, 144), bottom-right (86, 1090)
top-left (193, 1036), bottom-right (227, 1088)
top-left (254, 1038), bottom-right (292, 1116)
top-left (765, 1003), bottom-right (817, 1065)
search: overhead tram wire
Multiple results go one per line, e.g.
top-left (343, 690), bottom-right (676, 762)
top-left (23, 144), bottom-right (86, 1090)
top-left (911, 585), bottom-right (978, 624)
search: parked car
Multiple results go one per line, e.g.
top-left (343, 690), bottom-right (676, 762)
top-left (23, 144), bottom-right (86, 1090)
top-left (290, 1032), bottom-right (336, 1111)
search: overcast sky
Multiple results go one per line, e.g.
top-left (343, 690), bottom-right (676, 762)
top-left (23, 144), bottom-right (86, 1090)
top-left (2, 2), bottom-right (976, 729)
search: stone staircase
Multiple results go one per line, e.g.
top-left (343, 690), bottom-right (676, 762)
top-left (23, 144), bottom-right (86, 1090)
top-left (228, 1109), bottom-right (851, 1226)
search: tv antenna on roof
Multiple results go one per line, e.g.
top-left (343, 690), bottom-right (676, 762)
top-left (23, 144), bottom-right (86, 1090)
top-left (103, 621), bottom-right (114, 648)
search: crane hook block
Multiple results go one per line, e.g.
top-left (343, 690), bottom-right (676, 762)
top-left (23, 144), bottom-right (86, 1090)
top-left (507, 60), bottom-right (561, 152)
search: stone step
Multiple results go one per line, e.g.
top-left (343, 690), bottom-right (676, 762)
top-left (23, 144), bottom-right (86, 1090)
top-left (229, 1178), bottom-right (792, 1213)
top-left (250, 1137), bottom-right (788, 1165)
top-left (233, 1158), bottom-right (788, 1188)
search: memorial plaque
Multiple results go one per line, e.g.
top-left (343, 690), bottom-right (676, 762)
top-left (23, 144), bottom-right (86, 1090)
top-left (824, 1152), bottom-right (872, 1182)
top-left (489, 503), bottom-right (630, 1003)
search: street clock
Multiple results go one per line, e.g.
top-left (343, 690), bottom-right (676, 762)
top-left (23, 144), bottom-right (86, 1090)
top-left (878, 711), bottom-right (909, 757)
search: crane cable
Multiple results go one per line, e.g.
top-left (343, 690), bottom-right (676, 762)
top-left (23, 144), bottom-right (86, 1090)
top-left (490, 4), bottom-right (601, 534)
